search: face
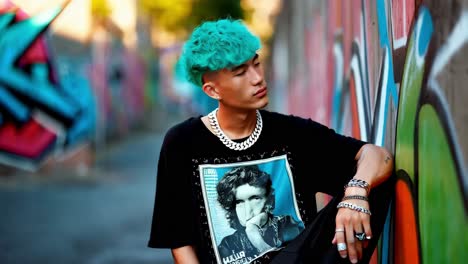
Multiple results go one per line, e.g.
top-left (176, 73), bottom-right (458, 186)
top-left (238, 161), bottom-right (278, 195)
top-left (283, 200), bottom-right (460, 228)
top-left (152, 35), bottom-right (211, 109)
top-left (234, 184), bottom-right (267, 226)
top-left (206, 54), bottom-right (269, 110)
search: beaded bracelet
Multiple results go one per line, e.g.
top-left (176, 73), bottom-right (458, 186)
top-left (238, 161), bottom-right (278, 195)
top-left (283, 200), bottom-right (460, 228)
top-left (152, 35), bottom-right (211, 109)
top-left (342, 195), bottom-right (368, 201)
top-left (337, 202), bottom-right (372, 215)
top-left (344, 179), bottom-right (370, 194)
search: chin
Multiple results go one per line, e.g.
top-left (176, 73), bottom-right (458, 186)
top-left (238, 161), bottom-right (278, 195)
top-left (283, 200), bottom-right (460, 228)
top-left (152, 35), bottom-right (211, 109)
top-left (259, 98), bottom-right (269, 109)
top-left (247, 98), bottom-right (269, 110)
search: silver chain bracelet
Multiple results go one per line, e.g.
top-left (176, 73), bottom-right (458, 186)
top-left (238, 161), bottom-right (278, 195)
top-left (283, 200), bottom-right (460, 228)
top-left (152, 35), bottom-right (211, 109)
top-left (342, 195), bottom-right (369, 201)
top-left (337, 202), bottom-right (372, 215)
top-left (344, 179), bottom-right (370, 194)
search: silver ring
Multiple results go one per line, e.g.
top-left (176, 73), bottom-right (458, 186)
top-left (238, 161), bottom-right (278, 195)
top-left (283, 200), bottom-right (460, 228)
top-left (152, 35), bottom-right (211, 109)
top-left (355, 232), bottom-right (366, 241)
top-left (335, 228), bottom-right (345, 232)
top-left (337, 242), bottom-right (347, 251)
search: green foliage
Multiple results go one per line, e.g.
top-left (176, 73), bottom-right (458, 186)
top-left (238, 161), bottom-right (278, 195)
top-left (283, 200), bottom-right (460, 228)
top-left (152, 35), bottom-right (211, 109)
top-left (139, 0), bottom-right (192, 32)
top-left (189, 0), bottom-right (244, 26)
top-left (139, 0), bottom-right (244, 34)
top-left (91, 0), bottom-right (112, 19)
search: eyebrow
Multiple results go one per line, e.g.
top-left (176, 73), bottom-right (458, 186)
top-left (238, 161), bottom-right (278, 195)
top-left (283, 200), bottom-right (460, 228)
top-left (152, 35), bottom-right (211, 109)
top-left (230, 54), bottom-right (259, 72)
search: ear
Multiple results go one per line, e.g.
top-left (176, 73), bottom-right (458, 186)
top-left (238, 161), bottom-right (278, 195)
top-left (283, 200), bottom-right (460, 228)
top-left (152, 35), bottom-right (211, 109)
top-left (202, 81), bottom-right (220, 100)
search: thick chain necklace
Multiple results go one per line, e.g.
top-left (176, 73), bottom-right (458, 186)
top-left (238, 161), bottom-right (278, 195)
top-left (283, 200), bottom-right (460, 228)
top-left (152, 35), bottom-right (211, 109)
top-left (208, 108), bottom-right (262, 151)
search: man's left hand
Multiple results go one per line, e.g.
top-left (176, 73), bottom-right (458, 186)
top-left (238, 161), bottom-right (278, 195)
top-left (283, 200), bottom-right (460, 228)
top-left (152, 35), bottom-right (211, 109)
top-left (332, 191), bottom-right (372, 263)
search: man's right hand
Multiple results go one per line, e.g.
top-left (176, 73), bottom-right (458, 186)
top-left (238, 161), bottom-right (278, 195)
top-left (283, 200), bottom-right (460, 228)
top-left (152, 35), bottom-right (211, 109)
top-left (245, 212), bottom-right (272, 252)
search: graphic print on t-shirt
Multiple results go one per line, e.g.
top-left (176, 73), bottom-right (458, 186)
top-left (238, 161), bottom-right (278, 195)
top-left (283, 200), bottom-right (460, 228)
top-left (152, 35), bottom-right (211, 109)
top-left (199, 155), bottom-right (305, 264)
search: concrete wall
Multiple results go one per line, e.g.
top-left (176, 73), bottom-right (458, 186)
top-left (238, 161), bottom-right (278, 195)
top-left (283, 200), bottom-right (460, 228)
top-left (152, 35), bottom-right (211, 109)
top-left (270, 0), bottom-right (467, 263)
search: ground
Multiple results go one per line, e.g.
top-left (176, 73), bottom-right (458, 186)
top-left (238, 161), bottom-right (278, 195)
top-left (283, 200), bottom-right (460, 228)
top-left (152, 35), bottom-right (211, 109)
top-left (0, 130), bottom-right (174, 264)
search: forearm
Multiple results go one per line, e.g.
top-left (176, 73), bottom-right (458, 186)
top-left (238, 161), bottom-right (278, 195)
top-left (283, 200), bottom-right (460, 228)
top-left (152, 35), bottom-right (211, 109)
top-left (171, 245), bottom-right (199, 264)
top-left (351, 144), bottom-right (393, 191)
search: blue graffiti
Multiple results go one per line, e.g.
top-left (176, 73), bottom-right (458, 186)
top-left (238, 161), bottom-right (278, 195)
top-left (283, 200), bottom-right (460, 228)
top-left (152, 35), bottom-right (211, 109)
top-left (0, 8), bottom-right (79, 123)
top-left (374, 0), bottom-right (399, 147)
top-left (0, 5), bottom-right (97, 169)
top-left (60, 72), bottom-right (96, 145)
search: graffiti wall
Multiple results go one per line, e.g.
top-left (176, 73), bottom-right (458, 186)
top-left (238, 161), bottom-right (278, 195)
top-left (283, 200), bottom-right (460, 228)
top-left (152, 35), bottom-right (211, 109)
top-left (0, 1), bottom-right (155, 171)
top-left (270, 0), bottom-right (467, 263)
top-left (0, 2), bottom-right (91, 170)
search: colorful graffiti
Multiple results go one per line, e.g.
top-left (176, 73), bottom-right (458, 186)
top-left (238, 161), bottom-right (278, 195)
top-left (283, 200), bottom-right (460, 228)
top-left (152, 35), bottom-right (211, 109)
top-left (270, 0), bottom-right (467, 263)
top-left (0, 1), bottom-right (154, 171)
top-left (395, 7), bottom-right (467, 263)
top-left (0, 2), bottom-right (95, 170)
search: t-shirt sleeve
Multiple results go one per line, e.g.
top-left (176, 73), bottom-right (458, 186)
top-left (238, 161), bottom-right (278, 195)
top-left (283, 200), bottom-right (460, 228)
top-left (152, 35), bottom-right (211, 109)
top-left (148, 126), bottom-right (196, 248)
top-left (301, 118), bottom-right (367, 196)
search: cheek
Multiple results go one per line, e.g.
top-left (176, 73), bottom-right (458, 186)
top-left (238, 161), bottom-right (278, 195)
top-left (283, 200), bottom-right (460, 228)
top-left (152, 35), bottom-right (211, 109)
top-left (230, 77), bottom-right (247, 88)
top-left (253, 199), bottom-right (267, 213)
top-left (258, 65), bottom-right (265, 76)
top-left (236, 204), bottom-right (245, 216)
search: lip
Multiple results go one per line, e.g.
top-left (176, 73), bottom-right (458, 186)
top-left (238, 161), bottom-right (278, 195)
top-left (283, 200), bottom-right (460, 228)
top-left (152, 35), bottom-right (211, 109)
top-left (254, 87), bottom-right (267, 97)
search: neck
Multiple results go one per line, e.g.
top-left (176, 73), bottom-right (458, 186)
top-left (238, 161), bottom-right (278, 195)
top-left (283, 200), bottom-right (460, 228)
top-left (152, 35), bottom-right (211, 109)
top-left (216, 107), bottom-right (258, 140)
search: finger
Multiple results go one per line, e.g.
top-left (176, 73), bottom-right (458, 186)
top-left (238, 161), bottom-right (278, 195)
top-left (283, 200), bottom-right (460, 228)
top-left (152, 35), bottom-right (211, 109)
top-left (335, 226), bottom-right (347, 258)
top-left (362, 215), bottom-right (372, 241)
top-left (353, 222), bottom-right (364, 260)
top-left (361, 215), bottom-right (372, 249)
top-left (345, 223), bottom-right (358, 264)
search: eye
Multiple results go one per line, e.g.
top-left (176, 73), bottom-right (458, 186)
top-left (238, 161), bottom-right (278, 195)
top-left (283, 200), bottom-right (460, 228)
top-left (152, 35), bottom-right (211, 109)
top-left (254, 61), bottom-right (261, 67)
top-left (235, 70), bottom-right (246, 76)
top-left (251, 195), bottom-right (262, 201)
top-left (235, 199), bottom-right (244, 205)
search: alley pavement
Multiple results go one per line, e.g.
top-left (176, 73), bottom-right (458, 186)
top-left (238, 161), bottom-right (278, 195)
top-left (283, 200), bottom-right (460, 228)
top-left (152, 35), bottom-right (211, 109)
top-left (0, 124), bottom-right (177, 263)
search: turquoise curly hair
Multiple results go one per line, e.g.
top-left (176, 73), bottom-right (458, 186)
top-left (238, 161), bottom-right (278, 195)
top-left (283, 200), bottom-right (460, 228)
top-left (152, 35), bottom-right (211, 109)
top-left (179, 19), bottom-right (261, 87)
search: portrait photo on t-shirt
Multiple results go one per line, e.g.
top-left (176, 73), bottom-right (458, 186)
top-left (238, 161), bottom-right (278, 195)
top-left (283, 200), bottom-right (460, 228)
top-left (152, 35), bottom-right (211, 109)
top-left (199, 155), bottom-right (305, 264)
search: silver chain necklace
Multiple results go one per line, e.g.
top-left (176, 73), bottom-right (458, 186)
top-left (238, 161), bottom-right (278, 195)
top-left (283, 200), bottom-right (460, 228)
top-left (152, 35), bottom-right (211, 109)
top-left (208, 108), bottom-right (262, 151)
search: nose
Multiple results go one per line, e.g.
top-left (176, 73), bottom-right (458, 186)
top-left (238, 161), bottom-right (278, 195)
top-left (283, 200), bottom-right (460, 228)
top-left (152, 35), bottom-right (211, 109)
top-left (244, 201), bottom-right (254, 219)
top-left (249, 66), bottom-right (263, 86)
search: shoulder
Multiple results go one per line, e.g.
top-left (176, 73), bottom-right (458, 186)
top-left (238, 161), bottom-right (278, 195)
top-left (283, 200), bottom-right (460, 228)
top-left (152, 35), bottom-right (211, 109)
top-left (260, 109), bottom-right (330, 133)
top-left (162, 116), bottom-right (202, 148)
top-left (260, 109), bottom-right (292, 122)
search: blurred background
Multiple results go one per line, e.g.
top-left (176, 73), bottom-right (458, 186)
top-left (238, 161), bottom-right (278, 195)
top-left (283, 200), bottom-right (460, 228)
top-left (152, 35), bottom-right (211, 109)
top-left (0, 0), bottom-right (466, 263)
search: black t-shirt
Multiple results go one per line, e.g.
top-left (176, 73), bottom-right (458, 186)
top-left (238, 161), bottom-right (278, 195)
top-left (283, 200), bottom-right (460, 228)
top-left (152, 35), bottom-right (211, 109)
top-left (148, 110), bottom-right (366, 263)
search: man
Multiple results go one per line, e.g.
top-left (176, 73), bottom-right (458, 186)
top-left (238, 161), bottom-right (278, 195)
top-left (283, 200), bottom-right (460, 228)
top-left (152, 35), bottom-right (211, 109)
top-left (216, 165), bottom-right (304, 263)
top-left (148, 19), bottom-right (394, 264)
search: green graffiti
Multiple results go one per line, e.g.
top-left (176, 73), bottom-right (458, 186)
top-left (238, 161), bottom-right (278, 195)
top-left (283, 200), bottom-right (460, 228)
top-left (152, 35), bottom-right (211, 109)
top-left (418, 105), bottom-right (467, 263)
top-left (395, 26), bottom-right (426, 182)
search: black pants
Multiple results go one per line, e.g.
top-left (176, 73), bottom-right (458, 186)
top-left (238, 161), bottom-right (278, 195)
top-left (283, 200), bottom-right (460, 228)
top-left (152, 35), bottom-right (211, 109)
top-left (271, 175), bottom-right (395, 264)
